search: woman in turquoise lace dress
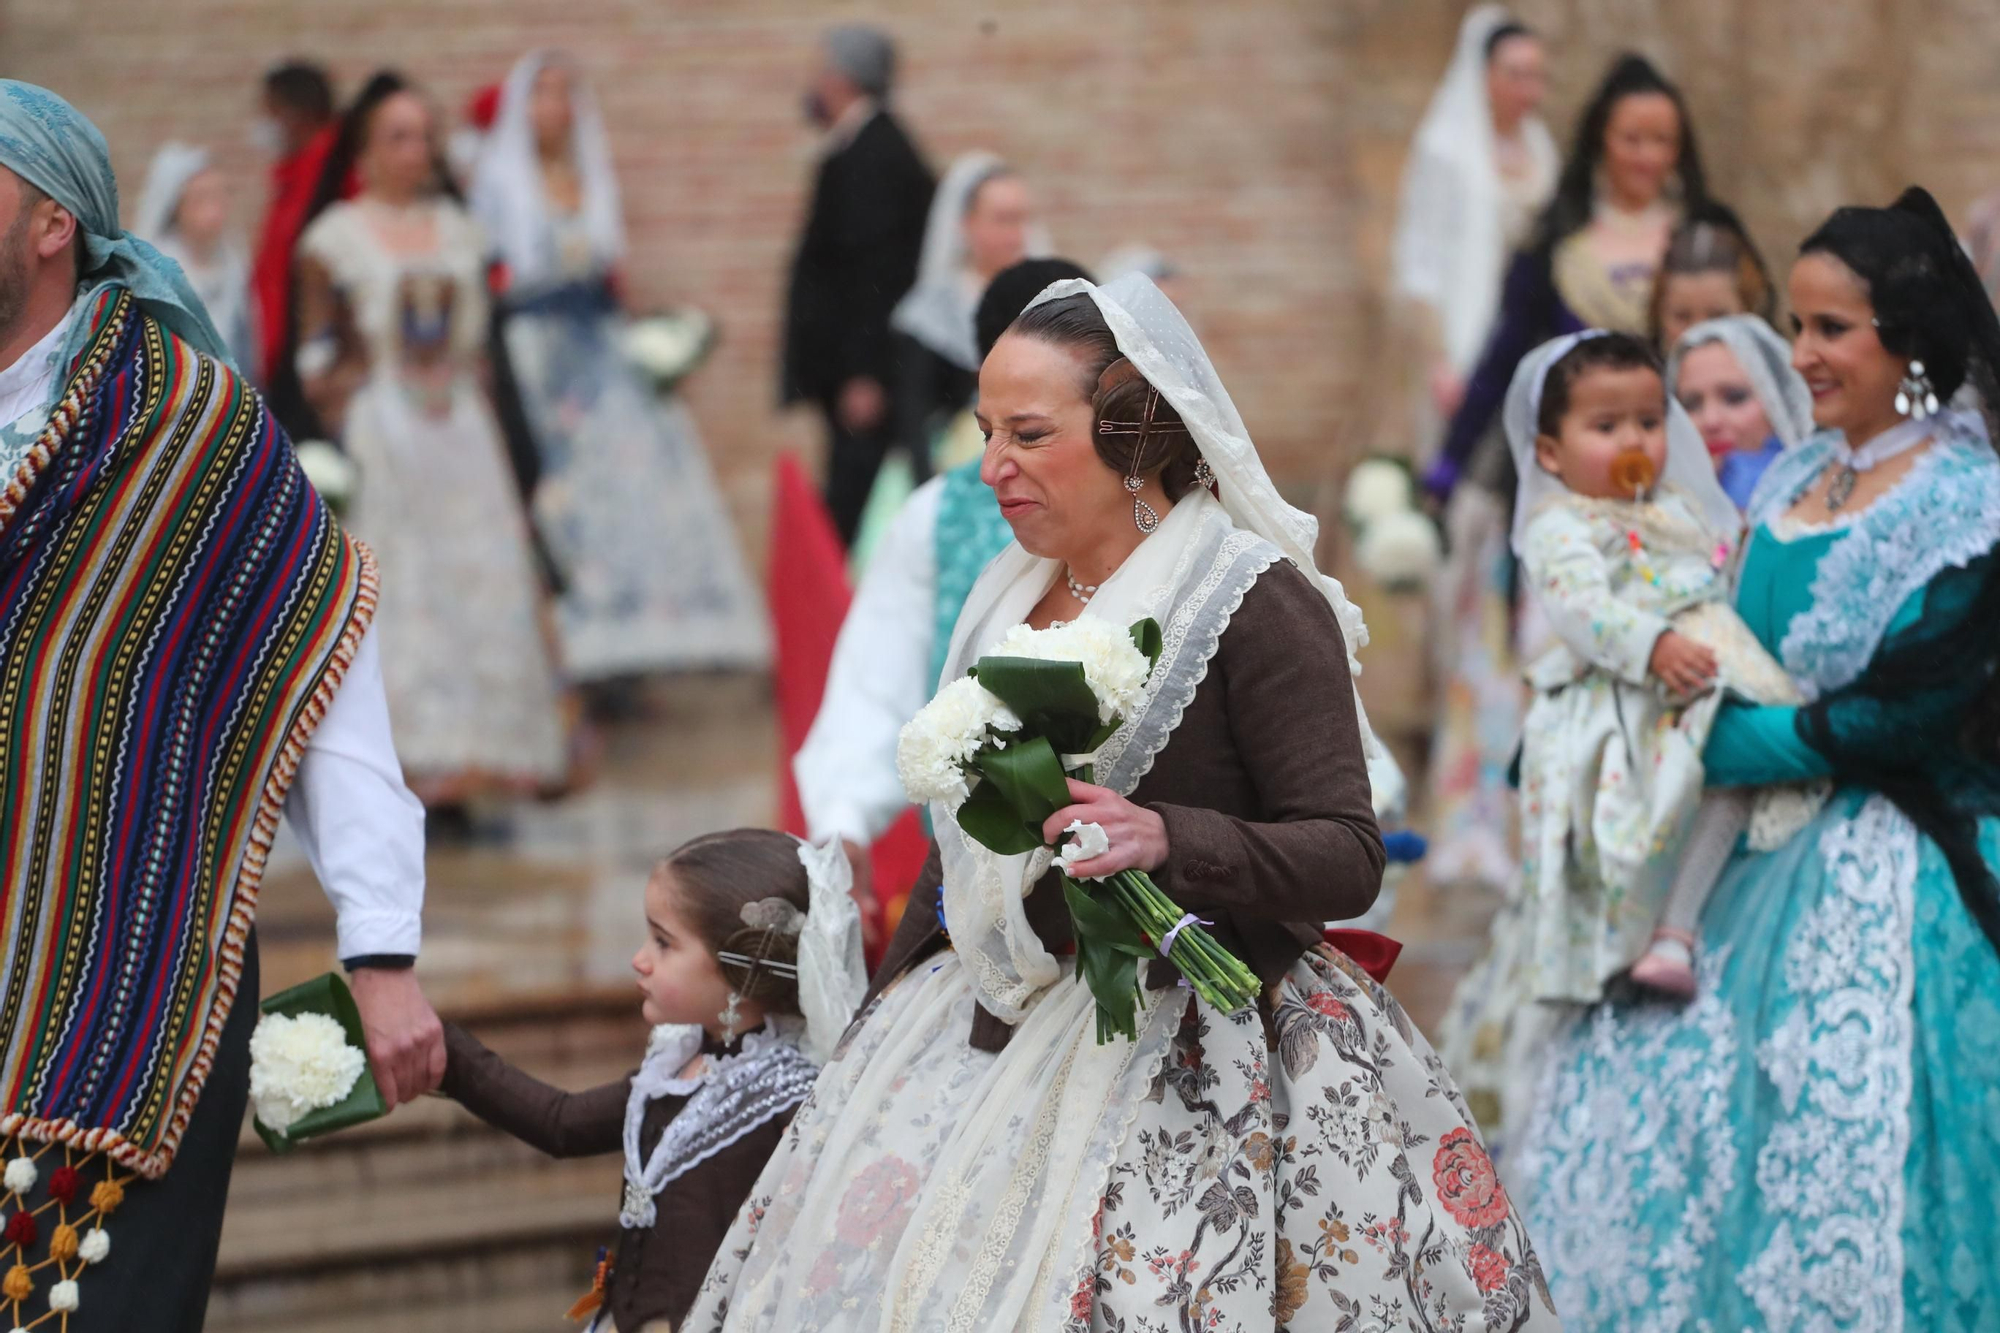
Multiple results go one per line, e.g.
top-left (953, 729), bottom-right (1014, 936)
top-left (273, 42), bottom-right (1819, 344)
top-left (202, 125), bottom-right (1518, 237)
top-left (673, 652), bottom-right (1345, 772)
top-left (1516, 188), bottom-right (2000, 1331)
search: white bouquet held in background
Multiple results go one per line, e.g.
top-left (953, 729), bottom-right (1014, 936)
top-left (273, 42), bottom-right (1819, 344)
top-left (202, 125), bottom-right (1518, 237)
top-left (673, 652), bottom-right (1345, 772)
top-left (1343, 455), bottom-right (1442, 590)
top-left (898, 615), bottom-right (1261, 1041)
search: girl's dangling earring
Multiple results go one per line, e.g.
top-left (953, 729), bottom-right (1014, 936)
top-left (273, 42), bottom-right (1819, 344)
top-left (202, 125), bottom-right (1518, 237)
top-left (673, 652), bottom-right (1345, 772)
top-left (719, 990), bottom-right (743, 1042)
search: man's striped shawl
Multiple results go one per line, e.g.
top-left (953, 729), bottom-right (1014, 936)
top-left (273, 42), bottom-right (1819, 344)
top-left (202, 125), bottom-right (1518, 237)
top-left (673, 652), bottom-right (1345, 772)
top-left (0, 287), bottom-right (374, 1178)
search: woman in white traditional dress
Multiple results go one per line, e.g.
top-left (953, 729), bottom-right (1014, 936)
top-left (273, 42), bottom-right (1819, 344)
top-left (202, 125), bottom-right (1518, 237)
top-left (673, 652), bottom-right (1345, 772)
top-left (848, 152), bottom-right (1046, 563)
top-left (134, 142), bottom-right (256, 371)
top-left (1398, 9), bottom-right (1558, 897)
top-left (471, 50), bottom-right (768, 680)
top-left (296, 75), bottom-right (568, 805)
top-left (688, 273), bottom-right (1556, 1333)
top-left (1392, 6), bottom-right (1557, 429)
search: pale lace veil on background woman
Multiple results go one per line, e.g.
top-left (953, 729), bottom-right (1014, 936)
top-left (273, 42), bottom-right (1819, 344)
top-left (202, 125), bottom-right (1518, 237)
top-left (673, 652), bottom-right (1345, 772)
top-left (890, 150), bottom-right (1050, 373)
top-left (1669, 312), bottom-right (1817, 450)
top-left (134, 140), bottom-right (256, 371)
top-left (1392, 4), bottom-right (1559, 378)
top-left (470, 48), bottom-right (625, 289)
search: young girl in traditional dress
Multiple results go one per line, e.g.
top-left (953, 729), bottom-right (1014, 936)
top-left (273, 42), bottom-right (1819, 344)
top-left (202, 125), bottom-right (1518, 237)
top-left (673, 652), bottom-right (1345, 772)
top-left (1512, 330), bottom-right (1818, 1002)
top-left (439, 831), bottom-right (865, 1332)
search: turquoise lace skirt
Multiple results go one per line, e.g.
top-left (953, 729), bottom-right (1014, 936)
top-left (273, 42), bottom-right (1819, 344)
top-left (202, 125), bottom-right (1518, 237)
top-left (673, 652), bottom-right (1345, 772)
top-left (1515, 788), bottom-right (2000, 1331)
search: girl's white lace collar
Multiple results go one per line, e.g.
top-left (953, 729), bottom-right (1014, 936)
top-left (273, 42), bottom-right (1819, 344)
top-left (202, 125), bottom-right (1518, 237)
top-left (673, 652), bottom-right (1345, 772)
top-left (618, 1019), bottom-right (819, 1229)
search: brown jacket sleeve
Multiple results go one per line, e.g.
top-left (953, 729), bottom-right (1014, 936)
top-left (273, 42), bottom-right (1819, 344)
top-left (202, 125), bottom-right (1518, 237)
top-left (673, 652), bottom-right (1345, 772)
top-left (1147, 562), bottom-right (1386, 924)
top-left (440, 1022), bottom-right (629, 1159)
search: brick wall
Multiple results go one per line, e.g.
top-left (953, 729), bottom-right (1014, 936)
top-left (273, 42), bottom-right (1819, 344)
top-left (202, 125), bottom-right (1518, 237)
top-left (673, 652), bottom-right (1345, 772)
top-left (6, 0), bottom-right (1995, 564)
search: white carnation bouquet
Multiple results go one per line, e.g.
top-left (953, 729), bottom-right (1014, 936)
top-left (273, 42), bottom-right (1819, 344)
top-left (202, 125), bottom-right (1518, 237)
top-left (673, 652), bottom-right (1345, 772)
top-left (248, 972), bottom-right (384, 1152)
top-left (1343, 456), bottom-right (1441, 590)
top-left (899, 616), bottom-right (1260, 1041)
top-left (621, 307), bottom-right (718, 393)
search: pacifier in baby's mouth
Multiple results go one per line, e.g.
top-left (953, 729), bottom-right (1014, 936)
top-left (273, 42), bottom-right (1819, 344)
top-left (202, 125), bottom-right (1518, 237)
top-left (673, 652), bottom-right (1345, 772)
top-left (1608, 448), bottom-right (1657, 498)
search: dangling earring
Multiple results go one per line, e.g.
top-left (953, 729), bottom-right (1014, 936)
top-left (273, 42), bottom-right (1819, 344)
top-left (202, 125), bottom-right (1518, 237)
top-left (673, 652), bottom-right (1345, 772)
top-left (1125, 473), bottom-right (1161, 534)
top-left (1100, 386), bottom-right (1166, 535)
top-left (1895, 359), bottom-right (1940, 420)
top-left (1193, 458), bottom-right (1216, 490)
top-left (718, 990), bottom-right (743, 1042)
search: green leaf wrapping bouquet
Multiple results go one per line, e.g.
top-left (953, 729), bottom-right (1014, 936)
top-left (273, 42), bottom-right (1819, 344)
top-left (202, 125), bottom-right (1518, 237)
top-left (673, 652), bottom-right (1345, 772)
top-left (897, 617), bottom-right (1262, 1042)
top-left (248, 972), bottom-right (386, 1153)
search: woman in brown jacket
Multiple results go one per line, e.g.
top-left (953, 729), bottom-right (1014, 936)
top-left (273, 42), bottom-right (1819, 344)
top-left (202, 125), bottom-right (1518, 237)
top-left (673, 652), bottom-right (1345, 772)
top-left (441, 830), bottom-right (865, 1332)
top-left (687, 274), bottom-right (1557, 1332)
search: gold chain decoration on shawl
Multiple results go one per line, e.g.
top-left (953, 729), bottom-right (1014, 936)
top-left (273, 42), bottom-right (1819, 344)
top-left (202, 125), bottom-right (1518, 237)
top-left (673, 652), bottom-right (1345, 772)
top-left (0, 1134), bottom-right (132, 1328)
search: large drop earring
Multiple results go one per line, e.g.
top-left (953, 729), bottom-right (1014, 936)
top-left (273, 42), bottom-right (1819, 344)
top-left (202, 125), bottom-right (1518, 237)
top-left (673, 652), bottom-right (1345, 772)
top-left (1895, 359), bottom-right (1939, 419)
top-left (1100, 385), bottom-right (1166, 535)
top-left (718, 989), bottom-right (743, 1042)
top-left (1125, 474), bottom-right (1161, 534)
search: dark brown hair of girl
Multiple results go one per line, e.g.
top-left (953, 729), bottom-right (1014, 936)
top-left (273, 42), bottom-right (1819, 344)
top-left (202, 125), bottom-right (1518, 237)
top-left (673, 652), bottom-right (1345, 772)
top-left (1647, 203), bottom-right (1776, 345)
top-left (1007, 293), bottom-right (1204, 500)
top-left (661, 828), bottom-right (811, 1015)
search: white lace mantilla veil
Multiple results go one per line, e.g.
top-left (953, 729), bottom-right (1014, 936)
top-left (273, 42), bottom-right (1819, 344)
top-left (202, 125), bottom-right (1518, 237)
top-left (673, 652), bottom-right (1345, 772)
top-left (133, 141), bottom-right (211, 245)
top-left (469, 49), bottom-right (626, 289)
top-left (1670, 313), bottom-right (1817, 450)
top-left (1392, 4), bottom-right (1559, 373)
top-left (1505, 329), bottom-right (1742, 558)
top-left (890, 150), bottom-right (1052, 372)
top-left (792, 834), bottom-right (869, 1064)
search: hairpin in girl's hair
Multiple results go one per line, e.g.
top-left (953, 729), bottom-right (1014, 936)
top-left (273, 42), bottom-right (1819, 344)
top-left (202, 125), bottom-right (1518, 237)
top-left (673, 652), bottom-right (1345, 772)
top-left (715, 952), bottom-right (799, 979)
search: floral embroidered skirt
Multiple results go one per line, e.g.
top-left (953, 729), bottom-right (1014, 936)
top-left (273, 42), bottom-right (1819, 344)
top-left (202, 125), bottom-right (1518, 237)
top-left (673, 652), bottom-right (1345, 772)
top-left (688, 946), bottom-right (1557, 1332)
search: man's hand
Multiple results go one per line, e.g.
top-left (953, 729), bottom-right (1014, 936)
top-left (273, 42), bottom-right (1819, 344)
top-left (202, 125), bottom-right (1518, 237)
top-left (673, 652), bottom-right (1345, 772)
top-left (348, 966), bottom-right (445, 1110)
top-left (837, 376), bottom-right (887, 434)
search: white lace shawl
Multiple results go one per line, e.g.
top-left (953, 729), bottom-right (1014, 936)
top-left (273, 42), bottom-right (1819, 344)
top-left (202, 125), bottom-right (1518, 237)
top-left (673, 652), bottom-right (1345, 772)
top-left (618, 1020), bottom-right (818, 1229)
top-left (1745, 410), bottom-right (2000, 700)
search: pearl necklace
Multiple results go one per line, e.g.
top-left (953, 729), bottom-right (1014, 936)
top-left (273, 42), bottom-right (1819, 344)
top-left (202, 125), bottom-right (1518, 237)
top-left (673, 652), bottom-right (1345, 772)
top-left (1065, 570), bottom-right (1097, 604)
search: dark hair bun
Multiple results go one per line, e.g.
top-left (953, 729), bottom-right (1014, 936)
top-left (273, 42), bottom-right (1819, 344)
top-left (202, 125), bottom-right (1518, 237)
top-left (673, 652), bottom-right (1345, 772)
top-left (1800, 186), bottom-right (1998, 403)
top-left (1091, 358), bottom-right (1203, 500)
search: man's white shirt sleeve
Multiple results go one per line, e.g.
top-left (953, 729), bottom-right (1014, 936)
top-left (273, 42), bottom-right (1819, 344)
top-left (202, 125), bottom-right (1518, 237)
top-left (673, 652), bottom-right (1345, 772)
top-left (795, 477), bottom-right (944, 847)
top-left (283, 627), bottom-right (427, 960)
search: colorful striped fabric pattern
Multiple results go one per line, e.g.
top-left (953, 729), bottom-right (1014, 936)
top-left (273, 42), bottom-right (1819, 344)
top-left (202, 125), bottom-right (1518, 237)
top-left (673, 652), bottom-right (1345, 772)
top-left (0, 288), bottom-right (375, 1179)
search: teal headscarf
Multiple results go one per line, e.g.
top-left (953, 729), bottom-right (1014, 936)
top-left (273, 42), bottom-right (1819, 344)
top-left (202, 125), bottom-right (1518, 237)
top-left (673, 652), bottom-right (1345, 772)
top-left (0, 80), bottom-right (232, 371)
